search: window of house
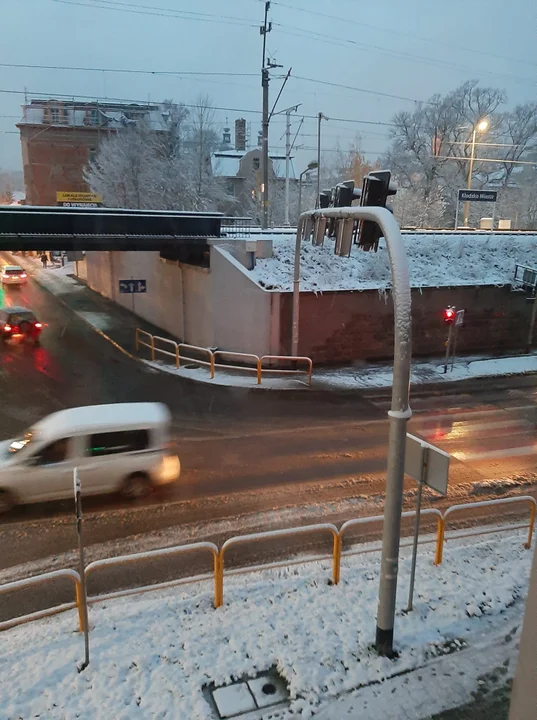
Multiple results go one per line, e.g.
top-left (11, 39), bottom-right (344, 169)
top-left (87, 430), bottom-right (149, 457)
top-left (90, 108), bottom-right (100, 126)
top-left (50, 107), bottom-right (60, 124)
top-left (88, 147), bottom-right (97, 163)
top-left (253, 158), bottom-right (260, 170)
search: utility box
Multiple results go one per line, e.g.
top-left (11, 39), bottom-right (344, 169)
top-left (498, 218), bottom-right (512, 230)
top-left (480, 217), bottom-right (493, 230)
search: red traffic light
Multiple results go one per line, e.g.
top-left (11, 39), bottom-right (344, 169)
top-left (444, 307), bottom-right (456, 324)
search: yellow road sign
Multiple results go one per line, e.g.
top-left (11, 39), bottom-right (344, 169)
top-left (56, 191), bottom-right (102, 204)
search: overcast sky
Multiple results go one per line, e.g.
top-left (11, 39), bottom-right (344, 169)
top-left (1, 0), bottom-right (536, 172)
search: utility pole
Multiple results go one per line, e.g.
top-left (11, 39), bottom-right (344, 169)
top-left (316, 112), bottom-right (328, 208)
top-left (285, 109), bottom-right (291, 226)
top-left (280, 104), bottom-right (300, 226)
top-left (260, 1), bottom-right (271, 230)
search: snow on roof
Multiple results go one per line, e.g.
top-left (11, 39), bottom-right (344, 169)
top-left (250, 231), bottom-right (537, 292)
top-left (31, 402), bottom-right (170, 438)
top-left (18, 102), bottom-right (168, 131)
top-left (212, 153), bottom-right (242, 177)
top-left (211, 152), bottom-right (297, 179)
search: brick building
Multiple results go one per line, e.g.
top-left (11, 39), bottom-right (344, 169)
top-left (17, 99), bottom-right (167, 206)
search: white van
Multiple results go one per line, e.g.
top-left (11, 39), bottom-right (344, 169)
top-left (0, 402), bottom-right (180, 512)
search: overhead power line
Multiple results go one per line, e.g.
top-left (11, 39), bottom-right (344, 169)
top-left (0, 87), bottom-right (398, 127)
top-left (51, 0), bottom-right (257, 27)
top-left (0, 63), bottom-right (258, 78)
top-left (272, 0), bottom-right (537, 69)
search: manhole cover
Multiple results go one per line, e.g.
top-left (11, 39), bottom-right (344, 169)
top-left (206, 668), bottom-right (290, 719)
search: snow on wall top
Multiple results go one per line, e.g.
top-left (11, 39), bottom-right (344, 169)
top-left (249, 232), bottom-right (537, 292)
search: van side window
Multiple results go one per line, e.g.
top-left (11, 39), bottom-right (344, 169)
top-left (87, 430), bottom-right (149, 457)
top-left (33, 438), bottom-right (70, 465)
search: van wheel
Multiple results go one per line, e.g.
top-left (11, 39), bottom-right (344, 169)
top-left (121, 473), bottom-right (152, 500)
top-left (0, 490), bottom-right (15, 514)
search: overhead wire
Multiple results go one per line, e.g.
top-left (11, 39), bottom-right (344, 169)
top-left (272, 0), bottom-right (536, 69)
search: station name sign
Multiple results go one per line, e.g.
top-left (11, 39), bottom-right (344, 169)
top-left (458, 189), bottom-right (497, 203)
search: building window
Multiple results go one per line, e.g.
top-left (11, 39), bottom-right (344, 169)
top-left (88, 147), bottom-right (97, 163)
top-left (90, 108), bottom-right (100, 126)
top-left (253, 157), bottom-right (260, 170)
top-left (50, 107), bottom-right (60, 124)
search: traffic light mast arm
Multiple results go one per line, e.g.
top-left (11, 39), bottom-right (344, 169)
top-left (292, 205), bottom-right (412, 656)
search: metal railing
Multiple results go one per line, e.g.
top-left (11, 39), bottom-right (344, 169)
top-left (1, 496), bottom-right (534, 632)
top-left (135, 329), bottom-right (312, 385)
top-left (85, 541), bottom-right (220, 607)
top-left (135, 327), bottom-right (154, 360)
top-left (0, 569), bottom-right (84, 631)
top-left (217, 523), bottom-right (339, 606)
top-left (214, 350), bottom-right (262, 384)
top-left (260, 355), bottom-right (313, 387)
top-left (435, 495), bottom-right (536, 565)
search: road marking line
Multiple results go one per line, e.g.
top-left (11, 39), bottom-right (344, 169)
top-left (453, 445), bottom-right (537, 461)
top-left (417, 419), bottom-right (527, 436)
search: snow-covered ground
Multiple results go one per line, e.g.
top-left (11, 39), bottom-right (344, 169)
top-left (142, 352), bottom-right (537, 391)
top-left (250, 232), bottom-right (537, 291)
top-left (0, 532), bottom-right (531, 719)
top-left (315, 352), bottom-right (537, 390)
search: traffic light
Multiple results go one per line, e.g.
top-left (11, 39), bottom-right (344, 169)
top-left (357, 170), bottom-right (397, 252)
top-left (443, 306), bottom-right (456, 324)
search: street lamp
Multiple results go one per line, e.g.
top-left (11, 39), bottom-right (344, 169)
top-left (292, 207), bottom-right (411, 657)
top-left (298, 161), bottom-right (318, 221)
top-left (463, 118), bottom-right (489, 226)
top-left (316, 112), bottom-right (329, 208)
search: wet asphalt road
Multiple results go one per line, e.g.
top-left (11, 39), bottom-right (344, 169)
top-left (1, 262), bottom-right (537, 574)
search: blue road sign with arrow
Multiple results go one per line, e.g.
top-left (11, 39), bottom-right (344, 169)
top-left (119, 279), bottom-right (147, 294)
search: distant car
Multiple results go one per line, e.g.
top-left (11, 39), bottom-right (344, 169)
top-left (1, 266), bottom-right (27, 286)
top-left (0, 306), bottom-right (42, 345)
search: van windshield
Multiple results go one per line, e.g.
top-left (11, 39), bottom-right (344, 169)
top-left (8, 430), bottom-right (35, 455)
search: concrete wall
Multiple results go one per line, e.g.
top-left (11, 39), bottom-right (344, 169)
top-left (211, 246), bottom-right (277, 356)
top-left (278, 285), bottom-right (534, 363)
top-left (84, 247), bottom-right (278, 356)
top-left (85, 251), bottom-right (185, 339)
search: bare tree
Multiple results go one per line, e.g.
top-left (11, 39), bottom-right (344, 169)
top-left (85, 98), bottom-right (231, 212)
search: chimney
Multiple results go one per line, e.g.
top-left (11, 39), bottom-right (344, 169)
top-left (235, 118), bottom-right (246, 151)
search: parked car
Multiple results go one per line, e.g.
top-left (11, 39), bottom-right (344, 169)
top-left (1, 265), bottom-right (27, 286)
top-left (0, 306), bottom-right (42, 345)
top-left (0, 402), bottom-right (181, 512)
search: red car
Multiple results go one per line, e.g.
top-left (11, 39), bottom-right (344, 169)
top-left (0, 306), bottom-right (43, 345)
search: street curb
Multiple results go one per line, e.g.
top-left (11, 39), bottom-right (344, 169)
top-left (12, 254), bottom-right (537, 396)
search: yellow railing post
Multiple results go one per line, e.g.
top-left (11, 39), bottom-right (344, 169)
top-left (215, 550), bottom-right (224, 607)
top-left (434, 517), bottom-right (445, 566)
top-left (210, 352), bottom-right (215, 379)
top-left (75, 580), bottom-right (85, 632)
top-left (526, 501), bottom-right (536, 549)
top-left (150, 336), bottom-right (155, 361)
top-left (332, 532), bottom-right (342, 585)
top-left (213, 552), bottom-right (223, 608)
top-left (257, 358), bottom-right (262, 385)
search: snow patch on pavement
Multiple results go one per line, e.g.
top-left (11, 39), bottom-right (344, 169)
top-left (0, 533), bottom-right (531, 719)
top-left (250, 232), bottom-right (537, 292)
top-left (77, 311), bottom-right (112, 330)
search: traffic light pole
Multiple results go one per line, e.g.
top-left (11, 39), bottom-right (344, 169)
top-left (293, 207), bottom-right (412, 657)
top-left (444, 323), bottom-right (454, 374)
